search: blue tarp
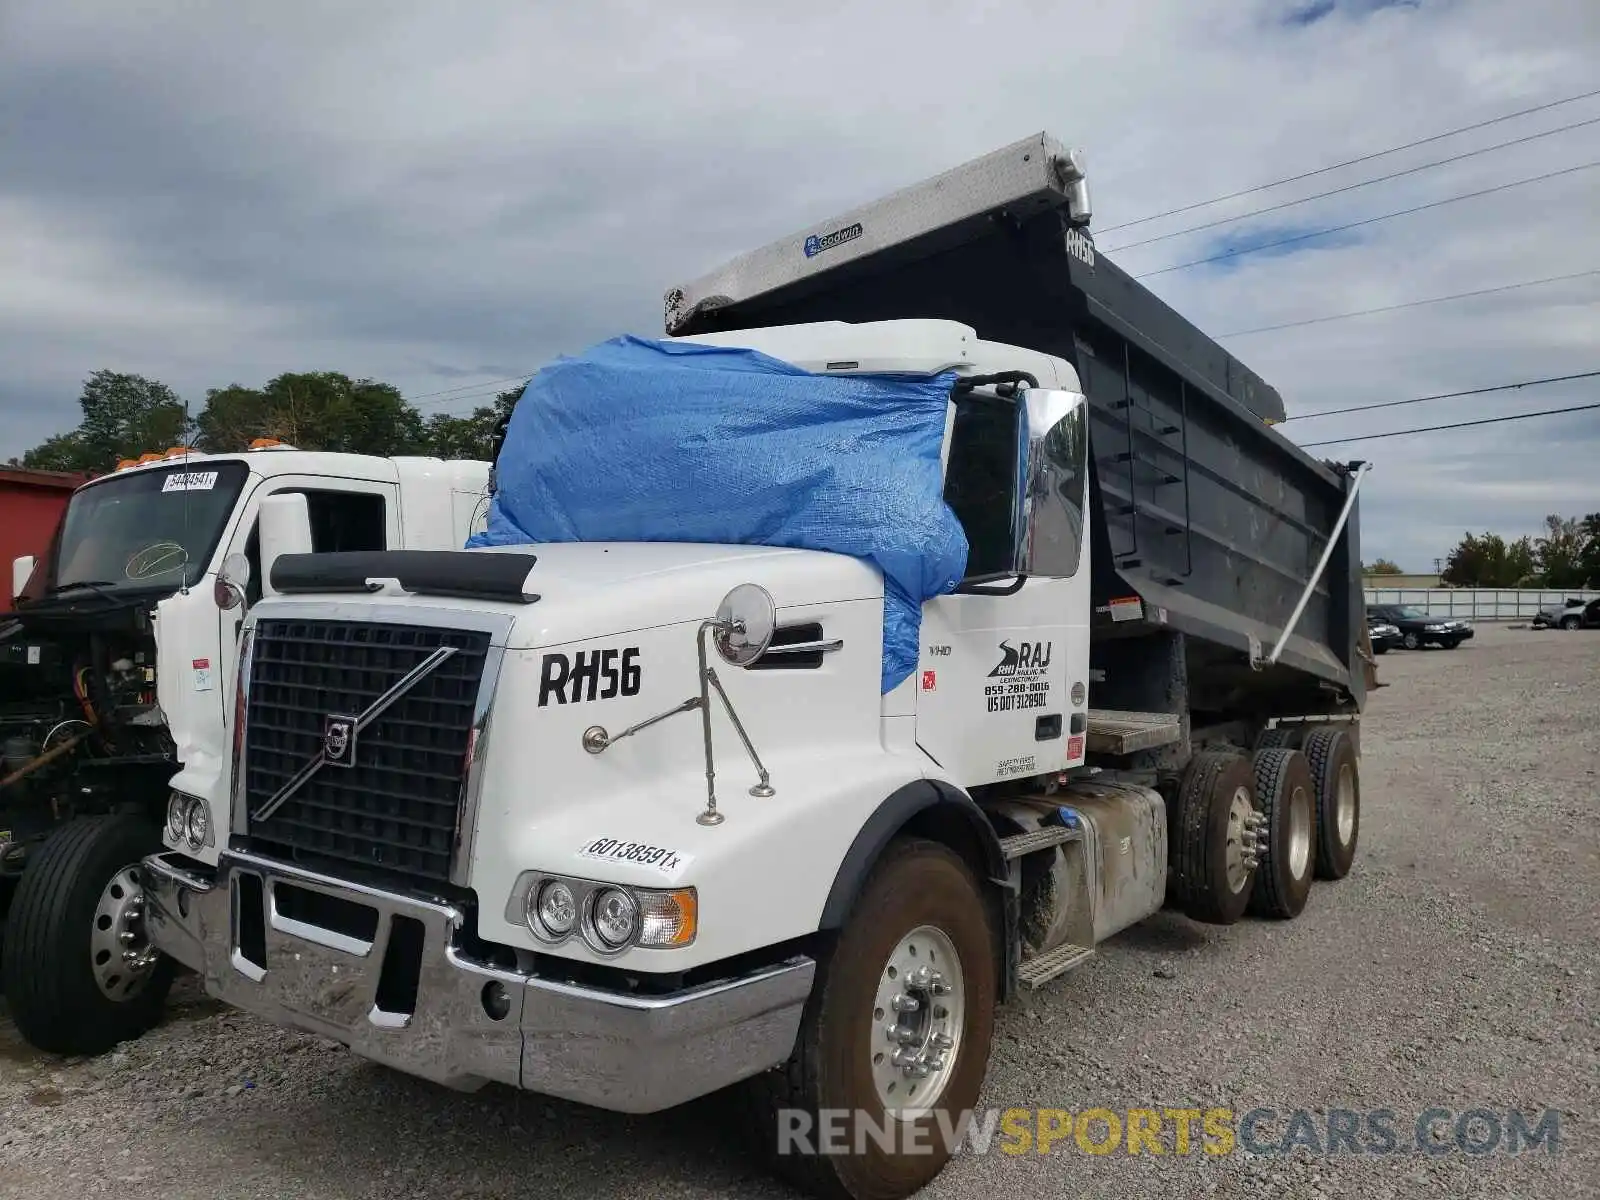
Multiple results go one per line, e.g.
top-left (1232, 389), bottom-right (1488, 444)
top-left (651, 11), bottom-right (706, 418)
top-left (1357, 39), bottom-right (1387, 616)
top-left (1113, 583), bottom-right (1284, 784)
top-left (466, 335), bottom-right (966, 692)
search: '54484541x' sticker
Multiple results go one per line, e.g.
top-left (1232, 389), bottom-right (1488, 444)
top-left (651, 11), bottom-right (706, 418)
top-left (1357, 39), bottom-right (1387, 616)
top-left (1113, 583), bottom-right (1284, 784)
top-left (576, 837), bottom-right (692, 876)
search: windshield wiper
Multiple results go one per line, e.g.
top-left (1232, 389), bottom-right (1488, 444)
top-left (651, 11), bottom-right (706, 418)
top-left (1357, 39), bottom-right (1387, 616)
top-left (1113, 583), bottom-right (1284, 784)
top-left (47, 580), bottom-right (121, 598)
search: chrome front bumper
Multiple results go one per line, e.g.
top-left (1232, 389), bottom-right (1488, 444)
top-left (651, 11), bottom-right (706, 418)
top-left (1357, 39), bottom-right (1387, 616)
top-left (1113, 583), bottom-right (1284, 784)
top-left (141, 850), bottom-right (814, 1113)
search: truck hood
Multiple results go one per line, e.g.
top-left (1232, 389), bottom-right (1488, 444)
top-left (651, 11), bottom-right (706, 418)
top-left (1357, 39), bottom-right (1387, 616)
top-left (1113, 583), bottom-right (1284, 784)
top-left (475, 542), bottom-right (884, 650)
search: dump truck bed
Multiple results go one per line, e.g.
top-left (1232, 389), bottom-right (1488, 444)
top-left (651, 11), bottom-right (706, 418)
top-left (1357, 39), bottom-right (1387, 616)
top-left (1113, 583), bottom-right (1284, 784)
top-left (666, 133), bottom-right (1366, 713)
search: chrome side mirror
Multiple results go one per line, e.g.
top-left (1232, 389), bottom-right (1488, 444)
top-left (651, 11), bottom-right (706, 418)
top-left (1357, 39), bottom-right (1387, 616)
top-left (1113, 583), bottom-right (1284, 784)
top-left (1013, 388), bottom-right (1090, 580)
top-left (215, 552), bottom-right (252, 611)
top-left (11, 555), bottom-right (36, 605)
top-left (576, 581), bottom-right (779, 829)
top-left (713, 583), bottom-right (777, 666)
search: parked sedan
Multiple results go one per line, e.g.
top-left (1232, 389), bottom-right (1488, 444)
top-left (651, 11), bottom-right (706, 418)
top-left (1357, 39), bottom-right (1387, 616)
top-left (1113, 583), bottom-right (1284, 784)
top-left (1367, 618), bottom-right (1403, 653)
top-left (1365, 604), bottom-right (1468, 650)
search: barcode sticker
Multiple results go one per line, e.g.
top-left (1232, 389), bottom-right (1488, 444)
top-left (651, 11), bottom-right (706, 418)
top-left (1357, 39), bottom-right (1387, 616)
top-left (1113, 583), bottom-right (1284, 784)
top-left (162, 471), bottom-right (218, 493)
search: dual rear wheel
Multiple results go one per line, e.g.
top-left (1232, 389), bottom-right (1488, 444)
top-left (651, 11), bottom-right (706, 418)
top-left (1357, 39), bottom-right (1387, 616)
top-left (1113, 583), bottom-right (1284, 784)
top-left (1172, 726), bottom-right (1360, 926)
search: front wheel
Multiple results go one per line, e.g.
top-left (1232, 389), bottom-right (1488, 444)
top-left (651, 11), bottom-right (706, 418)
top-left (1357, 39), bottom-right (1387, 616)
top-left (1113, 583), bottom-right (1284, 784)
top-left (1401, 631), bottom-right (1420, 650)
top-left (1560, 616), bottom-right (1580, 630)
top-left (1, 815), bottom-right (175, 1055)
top-left (739, 838), bottom-right (997, 1200)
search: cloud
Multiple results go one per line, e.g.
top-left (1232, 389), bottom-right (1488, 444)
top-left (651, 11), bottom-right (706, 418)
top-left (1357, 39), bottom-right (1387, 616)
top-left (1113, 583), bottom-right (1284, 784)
top-left (1, 0), bottom-right (1597, 575)
top-left (1281, 0), bottom-right (1423, 29)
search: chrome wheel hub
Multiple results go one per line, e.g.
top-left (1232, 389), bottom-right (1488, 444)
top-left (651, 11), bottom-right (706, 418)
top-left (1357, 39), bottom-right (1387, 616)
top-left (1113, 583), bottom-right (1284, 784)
top-left (91, 866), bottom-right (159, 1001)
top-left (1225, 787), bottom-right (1264, 892)
top-left (1287, 783), bottom-right (1313, 879)
top-left (870, 924), bottom-right (964, 1116)
top-left (1335, 763), bottom-right (1356, 845)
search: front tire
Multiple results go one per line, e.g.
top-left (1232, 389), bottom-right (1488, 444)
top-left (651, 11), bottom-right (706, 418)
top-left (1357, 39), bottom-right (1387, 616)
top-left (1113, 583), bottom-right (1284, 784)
top-left (1560, 616), bottom-right (1580, 630)
top-left (740, 838), bottom-right (997, 1200)
top-left (1302, 727), bottom-right (1360, 880)
top-left (1247, 749), bottom-right (1317, 920)
top-left (1401, 631), bottom-right (1420, 650)
top-left (1, 815), bottom-right (175, 1056)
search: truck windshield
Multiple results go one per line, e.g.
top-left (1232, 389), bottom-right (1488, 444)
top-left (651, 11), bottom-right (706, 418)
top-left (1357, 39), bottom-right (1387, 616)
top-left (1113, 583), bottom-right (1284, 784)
top-left (50, 462), bottom-right (249, 594)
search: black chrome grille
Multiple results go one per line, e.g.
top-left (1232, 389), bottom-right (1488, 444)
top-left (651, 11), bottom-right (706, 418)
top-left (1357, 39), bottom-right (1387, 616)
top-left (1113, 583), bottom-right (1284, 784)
top-left (243, 618), bottom-right (492, 886)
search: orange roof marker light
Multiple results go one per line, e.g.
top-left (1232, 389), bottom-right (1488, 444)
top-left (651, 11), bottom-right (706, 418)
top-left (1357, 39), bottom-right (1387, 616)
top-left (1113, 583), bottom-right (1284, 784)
top-left (163, 446), bottom-right (196, 459)
top-left (248, 438), bottom-right (282, 450)
top-left (137, 452), bottom-right (164, 464)
top-left (115, 459), bottom-right (138, 471)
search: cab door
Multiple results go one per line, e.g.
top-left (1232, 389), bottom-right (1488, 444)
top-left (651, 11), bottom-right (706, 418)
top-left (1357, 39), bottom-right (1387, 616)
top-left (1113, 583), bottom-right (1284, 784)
top-left (914, 387), bottom-right (1090, 788)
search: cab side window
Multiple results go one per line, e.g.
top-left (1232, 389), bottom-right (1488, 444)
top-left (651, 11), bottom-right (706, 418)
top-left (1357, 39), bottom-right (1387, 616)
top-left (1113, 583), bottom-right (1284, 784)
top-left (942, 396), bottom-right (1020, 579)
top-left (302, 490), bottom-right (386, 554)
top-left (240, 489), bottom-right (387, 604)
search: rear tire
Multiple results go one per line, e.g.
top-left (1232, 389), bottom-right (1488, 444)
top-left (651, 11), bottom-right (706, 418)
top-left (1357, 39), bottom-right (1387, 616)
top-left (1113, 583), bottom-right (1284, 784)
top-left (737, 838), bottom-right (997, 1200)
top-left (1247, 749), bottom-right (1316, 920)
top-left (1, 815), bottom-right (175, 1056)
top-left (1254, 725), bottom-right (1303, 752)
top-left (1170, 750), bottom-right (1257, 926)
top-left (1302, 727), bottom-right (1360, 881)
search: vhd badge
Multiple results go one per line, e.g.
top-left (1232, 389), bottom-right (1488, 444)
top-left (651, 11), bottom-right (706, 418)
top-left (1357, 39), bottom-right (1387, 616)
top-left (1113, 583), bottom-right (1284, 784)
top-left (984, 640), bottom-right (1053, 714)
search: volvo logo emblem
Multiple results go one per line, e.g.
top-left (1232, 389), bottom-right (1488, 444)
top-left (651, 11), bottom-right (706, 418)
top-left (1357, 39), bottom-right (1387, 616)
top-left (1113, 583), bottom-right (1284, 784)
top-left (323, 715), bottom-right (357, 767)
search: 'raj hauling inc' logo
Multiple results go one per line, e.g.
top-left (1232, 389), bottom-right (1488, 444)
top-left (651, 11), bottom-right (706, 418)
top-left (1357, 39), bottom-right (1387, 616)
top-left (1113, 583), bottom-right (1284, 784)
top-left (988, 640), bottom-right (1053, 678)
top-left (804, 222), bottom-right (863, 258)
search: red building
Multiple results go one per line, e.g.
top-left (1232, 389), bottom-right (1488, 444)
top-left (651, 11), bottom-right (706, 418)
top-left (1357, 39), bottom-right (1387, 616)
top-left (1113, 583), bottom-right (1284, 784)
top-left (0, 467), bottom-right (85, 610)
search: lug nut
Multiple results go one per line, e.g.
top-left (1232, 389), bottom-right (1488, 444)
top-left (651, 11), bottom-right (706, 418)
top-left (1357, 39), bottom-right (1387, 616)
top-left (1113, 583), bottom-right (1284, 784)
top-left (890, 993), bottom-right (920, 1013)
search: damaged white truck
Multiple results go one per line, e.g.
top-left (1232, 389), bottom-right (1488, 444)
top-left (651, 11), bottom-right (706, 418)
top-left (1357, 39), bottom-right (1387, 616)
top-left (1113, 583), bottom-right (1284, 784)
top-left (140, 134), bottom-right (1372, 1200)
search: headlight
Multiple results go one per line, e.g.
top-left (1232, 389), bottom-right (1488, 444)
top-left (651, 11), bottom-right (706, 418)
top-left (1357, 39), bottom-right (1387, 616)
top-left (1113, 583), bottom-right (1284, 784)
top-left (587, 887), bottom-right (640, 951)
top-left (166, 794), bottom-right (187, 840)
top-left (512, 875), bottom-right (697, 951)
top-left (528, 879), bottom-right (578, 941)
top-left (185, 800), bottom-right (210, 850)
top-left (1425, 624), bottom-right (1445, 632)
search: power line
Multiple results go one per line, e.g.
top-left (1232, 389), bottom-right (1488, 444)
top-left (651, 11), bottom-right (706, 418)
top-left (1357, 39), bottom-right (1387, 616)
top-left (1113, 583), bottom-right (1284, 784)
top-left (1098, 87), bottom-right (1600, 235)
top-left (1134, 160), bottom-right (1600, 280)
top-left (1298, 400), bottom-right (1600, 447)
top-left (1215, 270), bottom-right (1600, 337)
top-left (1282, 370), bottom-right (1600, 422)
top-left (406, 373), bottom-right (532, 405)
top-left (1103, 116), bottom-right (1600, 254)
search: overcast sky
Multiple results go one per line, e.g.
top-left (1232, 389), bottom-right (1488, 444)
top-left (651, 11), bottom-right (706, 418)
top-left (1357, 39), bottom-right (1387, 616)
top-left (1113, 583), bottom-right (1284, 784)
top-left (3, 0), bottom-right (1597, 571)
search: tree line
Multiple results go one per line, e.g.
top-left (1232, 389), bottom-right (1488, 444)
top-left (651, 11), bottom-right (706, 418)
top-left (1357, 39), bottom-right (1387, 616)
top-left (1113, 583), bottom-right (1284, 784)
top-left (7, 369), bottom-right (524, 475)
top-left (1366, 521), bottom-right (1598, 588)
top-left (1438, 515), bottom-right (1600, 590)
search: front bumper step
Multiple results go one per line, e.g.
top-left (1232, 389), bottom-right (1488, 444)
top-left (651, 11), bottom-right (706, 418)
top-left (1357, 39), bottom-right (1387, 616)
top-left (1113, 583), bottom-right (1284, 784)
top-left (140, 850), bottom-right (814, 1113)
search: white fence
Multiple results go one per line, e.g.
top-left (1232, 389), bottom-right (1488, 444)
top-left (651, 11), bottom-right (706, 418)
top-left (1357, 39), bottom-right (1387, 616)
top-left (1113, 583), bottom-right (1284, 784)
top-left (1364, 587), bottom-right (1600, 622)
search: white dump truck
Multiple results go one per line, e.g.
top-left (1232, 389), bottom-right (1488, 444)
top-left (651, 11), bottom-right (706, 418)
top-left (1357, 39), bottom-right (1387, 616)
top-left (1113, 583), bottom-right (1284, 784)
top-left (138, 135), bottom-right (1371, 1200)
top-left (2, 442), bottom-right (489, 1054)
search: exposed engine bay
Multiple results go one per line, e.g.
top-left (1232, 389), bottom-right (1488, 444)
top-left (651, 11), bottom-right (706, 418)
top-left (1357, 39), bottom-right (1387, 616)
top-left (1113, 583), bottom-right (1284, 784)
top-left (1, 606), bottom-right (177, 883)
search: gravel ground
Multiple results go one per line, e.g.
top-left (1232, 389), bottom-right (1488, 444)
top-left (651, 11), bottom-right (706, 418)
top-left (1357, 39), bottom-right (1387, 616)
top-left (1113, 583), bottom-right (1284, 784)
top-left (2, 623), bottom-right (1596, 1199)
